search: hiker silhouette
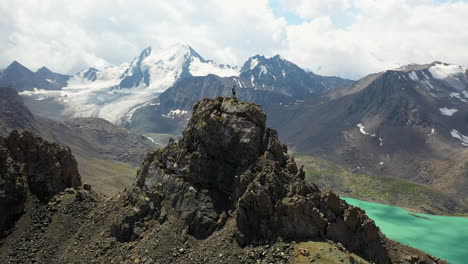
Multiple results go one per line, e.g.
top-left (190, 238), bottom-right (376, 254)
top-left (232, 85), bottom-right (237, 100)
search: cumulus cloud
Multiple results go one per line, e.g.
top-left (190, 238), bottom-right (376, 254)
top-left (0, 0), bottom-right (467, 79)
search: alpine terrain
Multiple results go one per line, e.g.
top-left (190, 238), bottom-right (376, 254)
top-left (0, 98), bottom-right (446, 264)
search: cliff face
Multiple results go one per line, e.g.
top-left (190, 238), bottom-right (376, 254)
top-left (0, 130), bottom-right (81, 235)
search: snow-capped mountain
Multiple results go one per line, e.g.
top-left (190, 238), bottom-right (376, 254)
top-left (232, 55), bottom-right (353, 99)
top-left (119, 45), bottom-right (239, 90)
top-left (18, 44), bottom-right (241, 124)
top-left (122, 53), bottom-right (353, 134)
top-left (12, 44), bottom-right (352, 128)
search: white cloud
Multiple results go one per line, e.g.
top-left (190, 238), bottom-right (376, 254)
top-left (0, 0), bottom-right (468, 80)
top-left (0, 0), bottom-right (286, 74)
top-left (279, 0), bottom-right (352, 19)
top-left (281, 0), bottom-right (468, 79)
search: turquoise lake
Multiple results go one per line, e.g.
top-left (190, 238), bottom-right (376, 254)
top-left (343, 198), bottom-right (468, 264)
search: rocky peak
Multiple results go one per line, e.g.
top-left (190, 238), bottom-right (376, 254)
top-left (136, 98), bottom-right (284, 197)
top-left (5, 61), bottom-right (30, 72)
top-left (113, 97), bottom-right (397, 263)
top-left (36, 66), bottom-right (53, 75)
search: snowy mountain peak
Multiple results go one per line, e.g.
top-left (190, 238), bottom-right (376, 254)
top-left (428, 62), bottom-right (467, 80)
top-left (394, 61), bottom-right (467, 77)
top-left (241, 54), bottom-right (297, 74)
top-left (119, 44), bottom-right (239, 90)
top-left (119, 44), bottom-right (199, 90)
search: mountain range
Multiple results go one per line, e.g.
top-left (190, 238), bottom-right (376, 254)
top-left (0, 44), bottom-right (352, 132)
top-left (2, 44), bottom-right (468, 213)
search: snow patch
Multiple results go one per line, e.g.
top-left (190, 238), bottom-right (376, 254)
top-left (450, 129), bottom-right (468, 146)
top-left (259, 65), bottom-right (268, 77)
top-left (168, 109), bottom-right (188, 116)
top-left (379, 162), bottom-right (384, 165)
top-left (439, 107), bottom-right (458, 116)
top-left (462, 91), bottom-right (468, 99)
top-left (450, 92), bottom-right (468, 102)
top-left (422, 80), bottom-right (434, 89)
top-left (189, 57), bottom-right (239, 77)
top-left (429, 63), bottom-right (466, 79)
top-left (145, 136), bottom-right (156, 144)
top-left (162, 109), bottom-right (189, 119)
top-left (250, 58), bottom-right (259, 70)
top-left (408, 71), bottom-right (419, 81)
top-left (357, 123), bottom-right (376, 137)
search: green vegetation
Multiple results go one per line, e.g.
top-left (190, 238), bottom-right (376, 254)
top-left (75, 156), bottom-right (137, 196)
top-left (292, 240), bottom-right (368, 264)
top-left (293, 153), bottom-right (457, 214)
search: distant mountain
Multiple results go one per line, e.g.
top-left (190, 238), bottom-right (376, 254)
top-left (17, 44), bottom-right (244, 125)
top-left (35, 66), bottom-right (70, 89)
top-left (236, 55), bottom-right (353, 98)
top-left (274, 62), bottom-right (468, 208)
top-left (0, 61), bottom-right (69, 91)
top-left (9, 44), bottom-right (352, 130)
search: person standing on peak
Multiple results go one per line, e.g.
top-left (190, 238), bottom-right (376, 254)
top-left (232, 85), bottom-right (237, 101)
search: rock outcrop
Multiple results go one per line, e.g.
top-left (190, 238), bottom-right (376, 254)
top-left (0, 130), bottom-right (82, 235)
top-left (115, 97), bottom-right (390, 263)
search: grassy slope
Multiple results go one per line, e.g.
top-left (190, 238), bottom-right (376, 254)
top-left (71, 133), bottom-right (177, 196)
top-left (293, 153), bottom-right (461, 215)
top-left (292, 240), bottom-right (369, 264)
top-left (75, 155), bottom-right (137, 196)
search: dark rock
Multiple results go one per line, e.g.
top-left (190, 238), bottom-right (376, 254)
top-left (0, 130), bottom-right (81, 236)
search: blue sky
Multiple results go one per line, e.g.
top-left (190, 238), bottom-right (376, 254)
top-left (269, 0), bottom-right (304, 25)
top-left (269, 0), bottom-right (467, 27)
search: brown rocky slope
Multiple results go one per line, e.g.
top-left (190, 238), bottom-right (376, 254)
top-left (1, 98), bottom-right (446, 263)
